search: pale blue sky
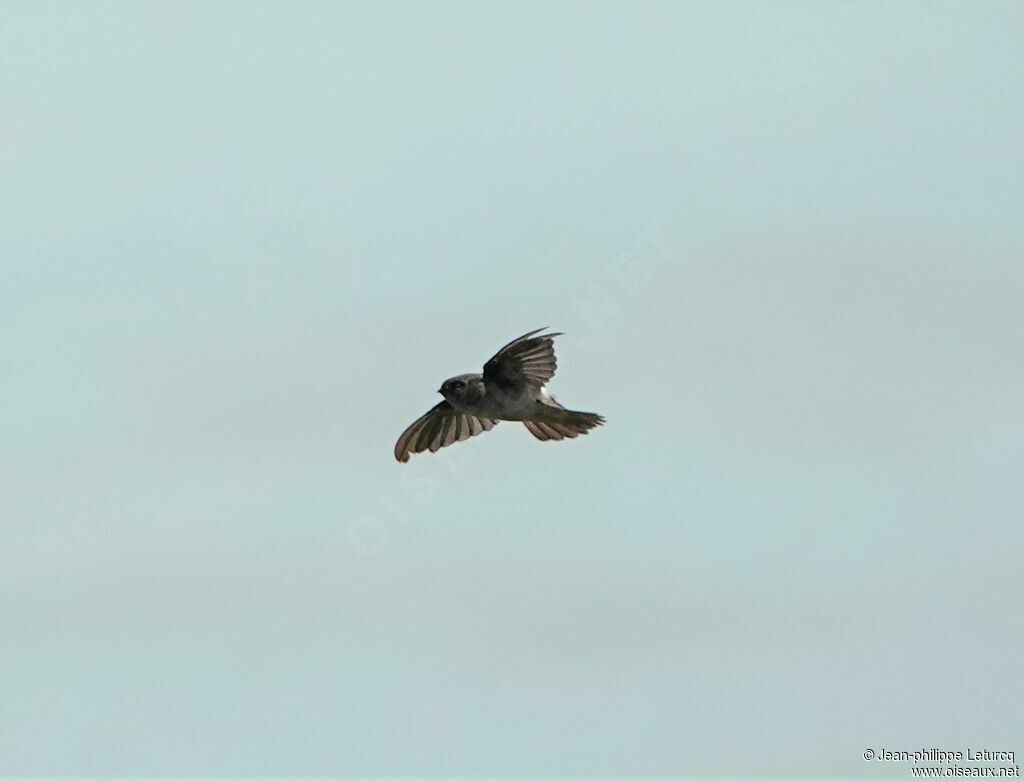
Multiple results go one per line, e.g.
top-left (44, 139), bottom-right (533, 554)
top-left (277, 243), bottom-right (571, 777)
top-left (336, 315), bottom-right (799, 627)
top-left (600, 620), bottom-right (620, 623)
top-left (1, 1), bottom-right (1022, 777)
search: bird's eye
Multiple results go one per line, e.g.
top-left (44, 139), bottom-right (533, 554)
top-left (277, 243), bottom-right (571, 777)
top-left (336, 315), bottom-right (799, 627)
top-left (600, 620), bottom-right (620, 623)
top-left (451, 380), bottom-right (464, 390)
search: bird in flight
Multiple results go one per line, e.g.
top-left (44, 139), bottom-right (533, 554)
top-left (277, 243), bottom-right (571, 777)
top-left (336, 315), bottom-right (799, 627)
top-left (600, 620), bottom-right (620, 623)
top-left (394, 328), bottom-right (605, 462)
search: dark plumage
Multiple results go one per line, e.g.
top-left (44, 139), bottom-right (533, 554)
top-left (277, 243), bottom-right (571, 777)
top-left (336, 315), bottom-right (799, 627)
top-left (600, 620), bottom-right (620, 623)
top-left (394, 328), bottom-right (604, 462)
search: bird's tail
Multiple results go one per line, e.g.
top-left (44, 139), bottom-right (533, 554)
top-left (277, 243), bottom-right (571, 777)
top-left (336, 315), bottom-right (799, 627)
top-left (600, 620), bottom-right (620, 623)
top-left (523, 407), bottom-right (605, 441)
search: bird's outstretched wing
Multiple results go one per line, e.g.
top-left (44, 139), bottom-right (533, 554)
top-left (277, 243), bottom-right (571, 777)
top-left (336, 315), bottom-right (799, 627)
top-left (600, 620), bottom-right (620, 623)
top-left (482, 328), bottom-right (562, 391)
top-left (394, 401), bottom-right (499, 462)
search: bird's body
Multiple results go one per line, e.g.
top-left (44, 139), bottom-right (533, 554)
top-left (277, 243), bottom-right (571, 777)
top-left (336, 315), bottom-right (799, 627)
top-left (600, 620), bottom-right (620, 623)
top-left (440, 373), bottom-right (535, 420)
top-left (394, 328), bottom-right (604, 462)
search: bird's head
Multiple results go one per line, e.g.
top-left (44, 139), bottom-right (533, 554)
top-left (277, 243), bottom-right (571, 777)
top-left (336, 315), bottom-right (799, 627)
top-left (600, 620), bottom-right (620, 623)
top-left (439, 374), bottom-right (474, 404)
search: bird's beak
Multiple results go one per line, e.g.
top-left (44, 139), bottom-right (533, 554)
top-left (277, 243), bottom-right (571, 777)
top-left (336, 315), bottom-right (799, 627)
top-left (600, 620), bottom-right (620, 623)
top-left (437, 388), bottom-right (443, 395)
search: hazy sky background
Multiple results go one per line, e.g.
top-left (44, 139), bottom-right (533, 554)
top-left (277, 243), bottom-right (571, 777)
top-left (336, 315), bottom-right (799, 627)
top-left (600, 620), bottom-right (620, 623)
top-left (1, 1), bottom-right (1022, 777)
